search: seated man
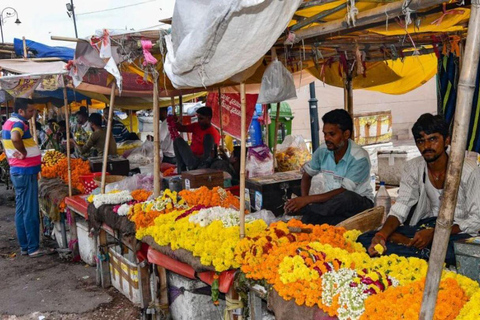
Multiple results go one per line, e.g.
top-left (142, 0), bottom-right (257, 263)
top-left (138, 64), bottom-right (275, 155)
top-left (284, 109), bottom-right (373, 225)
top-left (71, 113), bottom-right (117, 157)
top-left (359, 114), bottom-right (480, 265)
top-left (173, 107), bottom-right (220, 173)
top-left (159, 107), bottom-right (176, 164)
top-left (103, 107), bottom-right (130, 143)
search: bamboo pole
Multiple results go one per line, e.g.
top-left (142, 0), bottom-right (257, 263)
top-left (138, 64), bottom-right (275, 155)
top-left (239, 83), bottom-right (247, 238)
top-left (284, 0), bottom-right (447, 43)
top-left (129, 110), bottom-right (133, 132)
top-left (101, 83), bottom-right (116, 194)
top-left (22, 36), bottom-right (27, 59)
top-left (218, 88), bottom-right (225, 151)
top-left (63, 78), bottom-right (73, 197)
top-left (419, 2), bottom-right (480, 319)
top-left (153, 77), bottom-right (161, 197)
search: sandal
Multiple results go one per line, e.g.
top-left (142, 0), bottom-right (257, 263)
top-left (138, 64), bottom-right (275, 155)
top-left (29, 250), bottom-right (46, 258)
top-left (20, 250), bottom-right (28, 256)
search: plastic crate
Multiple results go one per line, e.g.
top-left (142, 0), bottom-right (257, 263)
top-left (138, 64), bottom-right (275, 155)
top-left (80, 172), bottom-right (109, 194)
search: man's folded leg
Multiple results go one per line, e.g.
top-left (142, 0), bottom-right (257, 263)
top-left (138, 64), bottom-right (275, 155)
top-left (300, 190), bottom-right (373, 225)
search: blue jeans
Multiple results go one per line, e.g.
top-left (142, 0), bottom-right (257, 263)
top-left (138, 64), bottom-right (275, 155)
top-left (11, 173), bottom-right (40, 254)
top-left (358, 217), bottom-right (470, 266)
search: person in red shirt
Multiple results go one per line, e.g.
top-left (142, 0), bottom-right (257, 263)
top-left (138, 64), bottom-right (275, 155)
top-left (173, 107), bottom-right (220, 173)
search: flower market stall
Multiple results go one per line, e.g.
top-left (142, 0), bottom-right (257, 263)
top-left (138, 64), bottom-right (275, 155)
top-left (46, 0), bottom-right (480, 318)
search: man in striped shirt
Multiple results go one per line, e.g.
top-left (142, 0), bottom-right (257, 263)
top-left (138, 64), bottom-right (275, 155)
top-left (360, 114), bottom-right (480, 265)
top-left (1, 99), bottom-right (43, 257)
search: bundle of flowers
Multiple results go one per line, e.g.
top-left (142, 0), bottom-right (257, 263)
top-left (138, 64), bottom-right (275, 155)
top-left (88, 190), bottom-right (133, 208)
top-left (137, 207), bottom-right (268, 272)
top-left (41, 150), bottom-right (66, 167)
top-left (41, 158), bottom-right (91, 193)
top-left (128, 189), bottom-right (187, 230)
top-left (179, 186), bottom-right (240, 209)
top-left (189, 206), bottom-right (255, 227)
top-left (234, 219), bottom-right (480, 320)
top-left (131, 189), bottom-right (153, 202)
top-left (362, 277), bottom-right (468, 320)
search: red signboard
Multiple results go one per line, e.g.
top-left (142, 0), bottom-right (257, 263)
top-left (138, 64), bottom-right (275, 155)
top-left (207, 92), bottom-right (258, 140)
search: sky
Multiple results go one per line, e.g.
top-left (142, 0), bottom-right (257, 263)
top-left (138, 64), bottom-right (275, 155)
top-left (0, 0), bottom-right (175, 48)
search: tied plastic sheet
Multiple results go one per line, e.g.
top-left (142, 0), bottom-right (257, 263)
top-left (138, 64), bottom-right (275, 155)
top-left (275, 135), bottom-right (312, 172)
top-left (257, 60), bottom-right (297, 104)
top-left (246, 144), bottom-right (274, 178)
top-left (127, 140), bottom-right (163, 169)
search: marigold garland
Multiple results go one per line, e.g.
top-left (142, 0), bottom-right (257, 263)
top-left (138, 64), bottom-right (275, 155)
top-left (179, 186), bottom-right (239, 209)
top-left (41, 158), bottom-right (91, 193)
top-left (361, 278), bottom-right (468, 320)
top-left (131, 189), bottom-right (153, 202)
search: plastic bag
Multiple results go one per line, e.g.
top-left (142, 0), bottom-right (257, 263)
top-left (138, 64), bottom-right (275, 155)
top-left (249, 209), bottom-right (277, 225)
top-left (246, 144), bottom-right (274, 178)
top-left (106, 173), bottom-right (156, 193)
top-left (257, 60), bottom-right (297, 104)
top-left (127, 140), bottom-right (163, 169)
top-left (275, 135), bottom-right (312, 172)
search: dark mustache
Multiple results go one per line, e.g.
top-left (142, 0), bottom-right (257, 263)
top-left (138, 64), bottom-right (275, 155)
top-left (422, 149), bottom-right (435, 154)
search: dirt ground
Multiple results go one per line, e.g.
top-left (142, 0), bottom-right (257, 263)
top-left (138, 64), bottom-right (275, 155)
top-left (0, 187), bottom-right (141, 319)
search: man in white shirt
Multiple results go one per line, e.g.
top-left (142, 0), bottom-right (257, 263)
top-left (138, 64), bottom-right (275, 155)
top-left (160, 107), bottom-right (176, 164)
top-left (360, 114), bottom-right (480, 265)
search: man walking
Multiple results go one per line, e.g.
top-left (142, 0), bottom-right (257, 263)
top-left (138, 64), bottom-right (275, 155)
top-left (2, 99), bottom-right (44, 257)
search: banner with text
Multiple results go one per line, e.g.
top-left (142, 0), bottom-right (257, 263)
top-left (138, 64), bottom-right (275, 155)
top-left (207, 93), bottom-right (258, 140)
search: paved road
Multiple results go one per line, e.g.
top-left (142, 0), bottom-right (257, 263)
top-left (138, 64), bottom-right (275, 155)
top-left (0, 187), bottom-right (139, 319)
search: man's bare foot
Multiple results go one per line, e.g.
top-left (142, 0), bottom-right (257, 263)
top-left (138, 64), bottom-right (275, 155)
top-left (388, 232), bottom-right (411, 245)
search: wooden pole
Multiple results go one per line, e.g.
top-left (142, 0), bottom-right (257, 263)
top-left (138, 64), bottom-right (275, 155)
top-left (153, 77), bottom-right (161, 197)
top-left (101, 83), bottom-right (116, 194)
top-left (284, 0), bottom-right (447, 43)
top-left (22, 36), bottom-right (27, 59)
top-left (419, 1), bottom-right (480, 319)
top-left (218, 88), bottom-right (225, 151)
top-left (239, 83), bottom-right (247, 238)
top-left (344, 71), bottom-right (354, 139)
top-left (129, 110), bottom-right (133, 132)
top-left (63, 78), bottom-right (73, 197)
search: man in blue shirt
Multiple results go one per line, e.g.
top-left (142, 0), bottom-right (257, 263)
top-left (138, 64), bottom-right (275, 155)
top-left (103, 107), bottom-right (130, 143)
top-left (284, 109), bottom-right (373, 225)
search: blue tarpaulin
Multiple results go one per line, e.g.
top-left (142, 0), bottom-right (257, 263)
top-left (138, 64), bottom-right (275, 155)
top-left (34, 88), bottom-right (91, 106)
top-left (14, 38), bottom-right (74, 61)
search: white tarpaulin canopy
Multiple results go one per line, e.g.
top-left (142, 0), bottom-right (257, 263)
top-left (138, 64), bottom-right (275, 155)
top-left (0, 60), bottom-right (67, 76)
top-left (164, 0), bottom-right (302, 89)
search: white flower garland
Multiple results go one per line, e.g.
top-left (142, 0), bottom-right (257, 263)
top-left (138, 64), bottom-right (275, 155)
top-left (189, 206), bottom-right (254, 228)
top-left (93, 191), bottom-right (133, 209)
top-left (117, 203), bottom-right (132, 216)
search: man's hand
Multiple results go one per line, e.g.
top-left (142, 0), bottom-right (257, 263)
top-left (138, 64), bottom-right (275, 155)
top-left (408, 229), bottom-right (434, 250)
top-left (368, 234), bottom-right (387, 256)
top-left (12, 150), bottom-right (25, 160)
top-left (284, 196), bottom-right (310, 214)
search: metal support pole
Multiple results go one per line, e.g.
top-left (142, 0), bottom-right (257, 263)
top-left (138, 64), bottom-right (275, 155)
top-left (70, 0), bottom-right (78, 38)
top-left (218, 88), bottom-right (225, 150)
top-left (0, 20), bottom-right (4, 44)
top-left (419, 1), bottom-right (480, 319)
top-left (308, 82), bottom-right (320, 152)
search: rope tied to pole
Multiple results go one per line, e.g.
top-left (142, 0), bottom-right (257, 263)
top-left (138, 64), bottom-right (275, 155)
top-left (402, 0), bottom-right (415, 29)
top-left (346, 0), bottom-right (359, 27)
top-left (223, 295), bottom-right (243, 320)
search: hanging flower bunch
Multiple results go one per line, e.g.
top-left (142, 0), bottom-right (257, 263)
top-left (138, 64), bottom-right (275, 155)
top-left (41, 158), bottom-right (91, 193)
top-left (131, 189), bottom-right (153, 202)
top-left (361, 278), bottom-right (468, 320)
top-left (179, 186), bottom-right (240, 209)
top-left (88, 190), bottom-right (133, 208)
top-left (137, 208), bottom-right (268, 272)
top-left (166, 116), bottom-right (180, 140)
